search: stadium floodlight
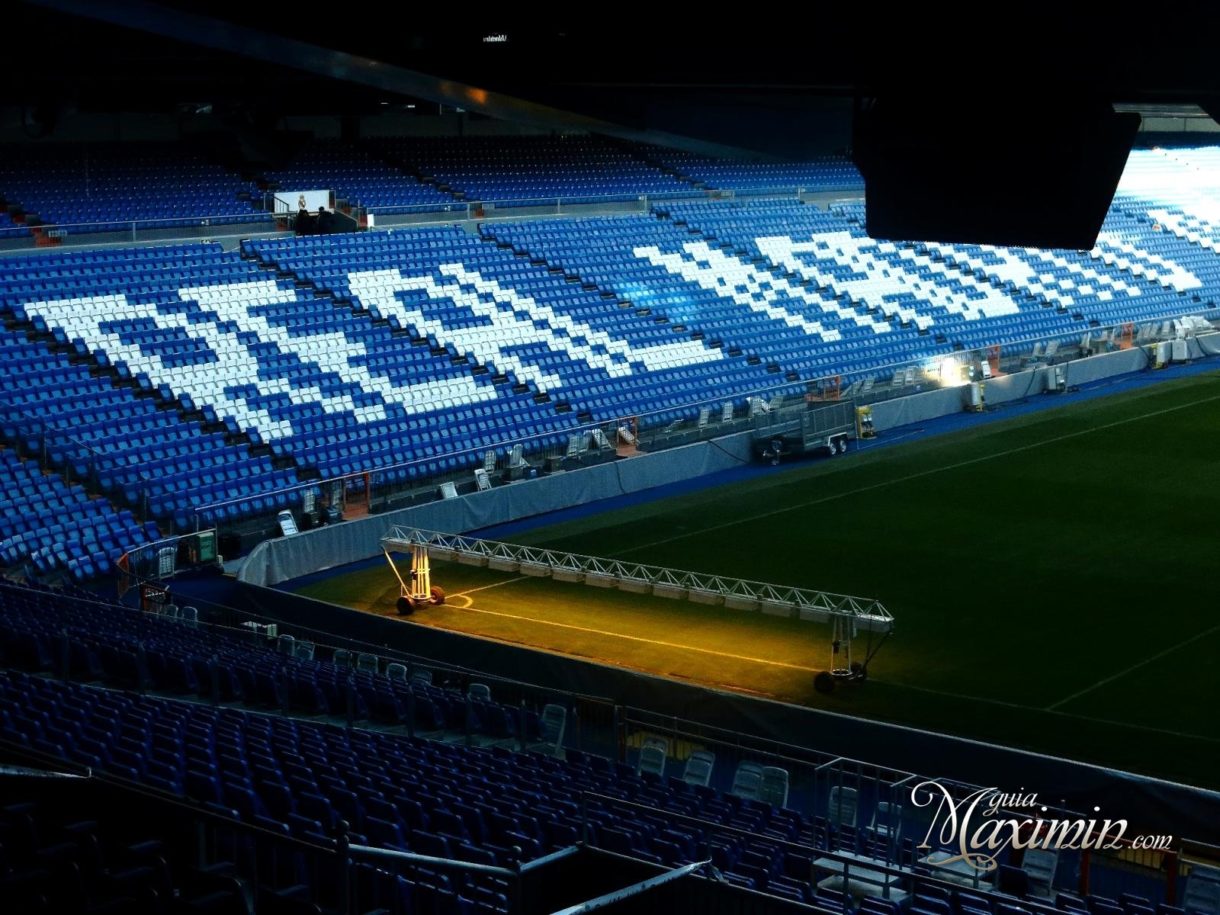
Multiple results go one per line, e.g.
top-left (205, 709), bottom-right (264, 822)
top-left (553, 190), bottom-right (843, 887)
top-left (938, 358), bottom-right (967, 387)
top-left (381, 526), bottom-right (894, 688)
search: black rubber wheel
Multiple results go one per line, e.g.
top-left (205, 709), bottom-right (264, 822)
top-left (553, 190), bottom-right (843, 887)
top-left (850, 661), bottom-right (867, 680)
top-left (430, 585), bottom-right (446, 605)
top-left (814, 671), bottom-right (836, 694)
top-left (396, 596), bottom-right (416, 616)
top-left (838, 438), bottom-right (849, 454)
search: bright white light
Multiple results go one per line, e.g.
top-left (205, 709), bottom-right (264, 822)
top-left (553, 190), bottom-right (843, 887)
top-left (939, 358), bottom-right (966, 387)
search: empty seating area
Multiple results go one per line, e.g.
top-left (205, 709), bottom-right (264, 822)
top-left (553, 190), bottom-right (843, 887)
top-left (247, 225), bottom-right (760, 437)
top-left (261, 139), bottom-right (456, 213)
top-left (0, 580), bottom-right (558, 744)
top-left (0, 580), bottom-right (1209, 915)
top-left (0, 145), bottom-right (1218, 576)
top-left (0, 142), bottom-right (264, 234)
top-left (0, 135), bottom-right (863, 232)
top-left (367, 135), bottom-right (699, 203)
top-left (482, 210), bottom-right (938, 383)
top-left (5, 138), bottom-right (1220, 248)
top-left (632, 143), bottom-right (864, 193)
top-left (0, 447), bottom-right (157, 581)
top-left (0, 793), bottom-right (270, 914)
top-left (0, 333), bottom-right (297, 532)
top-left (0, 258), bottom-right (304, 531)
top-left (0, 587), bottom-right (869, 911)
top-left (0, 209), bottom-right (22, 239)
top-left (656, 196), bottom-right (1218, 361)
top-left (1116, 146), bottom-right (1220, 211)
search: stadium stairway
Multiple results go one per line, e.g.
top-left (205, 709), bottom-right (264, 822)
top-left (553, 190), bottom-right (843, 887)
top-left (602, 136), bottom-right (711, 193)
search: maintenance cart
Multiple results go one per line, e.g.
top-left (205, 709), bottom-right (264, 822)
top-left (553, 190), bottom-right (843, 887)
top-left (753, 399), bottom-right (859, 465)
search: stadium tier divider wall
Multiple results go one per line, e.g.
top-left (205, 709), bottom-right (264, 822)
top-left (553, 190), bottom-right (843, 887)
top-left (237, 427), bottom-right (753, 587)
top-left (200, 323), bottom-right (1215, 552)
top-left (233, 341), bottom-right (1190, 590)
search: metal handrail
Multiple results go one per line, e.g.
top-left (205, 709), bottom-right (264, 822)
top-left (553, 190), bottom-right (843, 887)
top-left (347, 843), bottom-right (519, 879)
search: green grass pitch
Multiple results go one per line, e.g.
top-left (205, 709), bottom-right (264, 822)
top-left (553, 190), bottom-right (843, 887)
top-left (296, 371), bottom-right (1220, 789)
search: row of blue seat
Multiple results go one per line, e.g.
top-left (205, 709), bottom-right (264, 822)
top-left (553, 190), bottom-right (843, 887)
top-left (2, 582), bottom-right (1210, 913)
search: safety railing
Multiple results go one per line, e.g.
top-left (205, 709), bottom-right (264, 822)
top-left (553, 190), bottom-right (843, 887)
top-left (0, 210), bottom-right (277, 250)
top-left (359, 183), bottom-right (863, 224)
top-left (0, 182), bottom-right (865, 248)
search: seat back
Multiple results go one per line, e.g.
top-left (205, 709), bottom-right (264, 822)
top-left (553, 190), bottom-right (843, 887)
top-left (1021, 848), bottom-right (1058, 896)
top-left (828, 786), bottom-right (858, 827)
top-left (682, 750), bottom-right (715, 787)
top-left (636, 737), bottom-right (669, 777)
top-left (1184, 866), bottom-right (1220, 915)
top-left (872, 800), bottom-right (901, 840)
top-left (759, 766), bottom-right (789, 808)
top-left (540, 703), bottom-right (566, 747)
top-left (731, 762), bottom-right (763, 801)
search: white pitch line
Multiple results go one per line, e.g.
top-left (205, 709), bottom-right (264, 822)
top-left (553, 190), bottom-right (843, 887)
top-left (876, 680), bottom-right (1045, 712)
top-left (1047, 621), bottom-right (1220, 711)
top-left (886, 679), bottom-right (1220, 743)
top-left (452, 576), bottom-right (528, 598)
top-left (437, 603), bottom-right (822, 673)
top-left (607, 387), bottom-right (1220, 558)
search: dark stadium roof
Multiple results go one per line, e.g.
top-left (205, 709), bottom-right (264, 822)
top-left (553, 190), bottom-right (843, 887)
top-left (11, 3), bottom-right (1220, 147)
top-left (12, 1), bottom-right (1220, 247)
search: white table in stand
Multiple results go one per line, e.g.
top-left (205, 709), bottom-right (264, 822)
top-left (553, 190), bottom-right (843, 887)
top-left (813, 851), bottom-right (910, 903)
top-left (919, 850), bottom-right (994, 889)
